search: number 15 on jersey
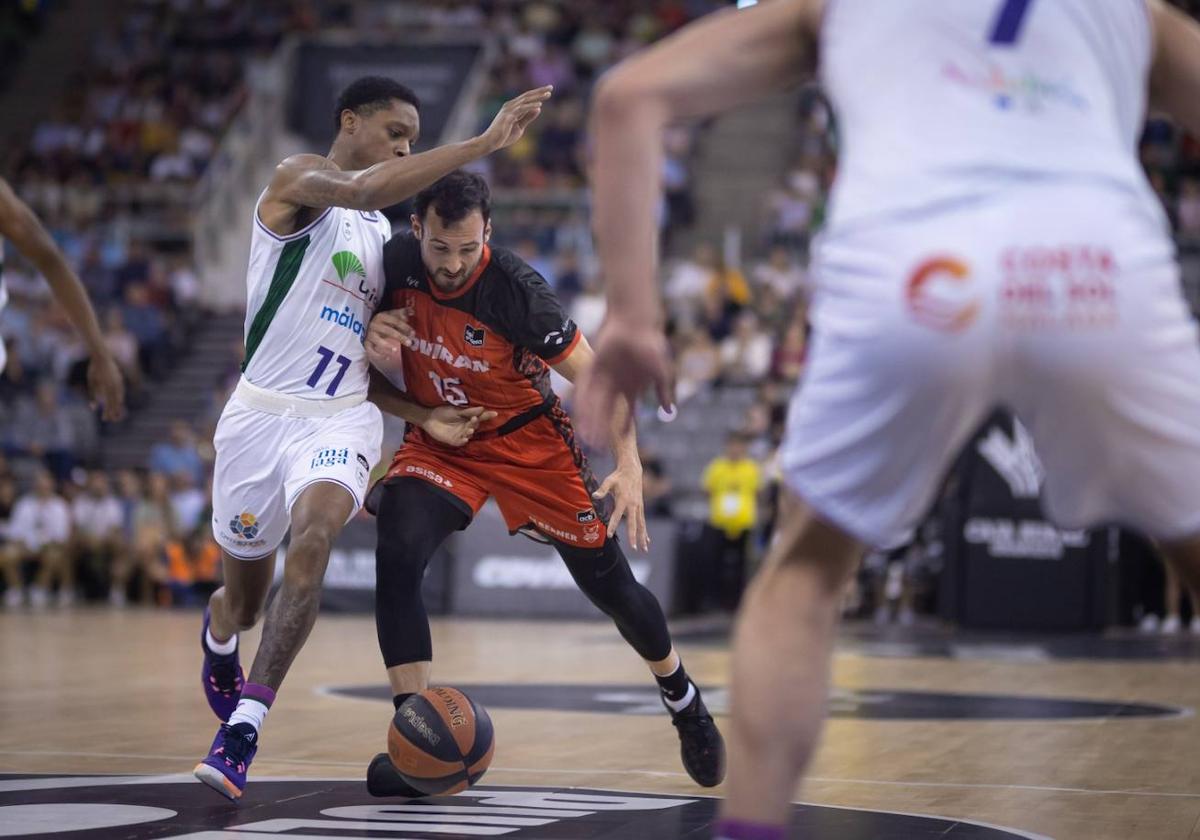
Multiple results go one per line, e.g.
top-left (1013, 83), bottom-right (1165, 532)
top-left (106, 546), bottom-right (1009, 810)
top-left (429, 372), bottom-right (468, 406)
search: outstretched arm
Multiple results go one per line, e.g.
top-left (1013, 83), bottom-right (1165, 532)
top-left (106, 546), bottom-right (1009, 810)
top-left (261, 86), bottom-right (552, 229)
top-left (0, 178), bottom-right (125, 421)
top-left (1149, 0), bottom-right (1200, 137)
top-left (589, 0), bottom-right (818, 328)
top-left (554, 336), bottom-right (639, 466)
top-left (575, 0), bottom-right (818, 445)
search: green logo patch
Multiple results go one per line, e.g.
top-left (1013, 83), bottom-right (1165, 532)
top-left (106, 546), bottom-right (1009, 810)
top-left (332, 251), bottom-right (366, 282)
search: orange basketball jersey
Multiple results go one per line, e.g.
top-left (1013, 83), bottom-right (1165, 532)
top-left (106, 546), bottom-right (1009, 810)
top-left (380, 234), bottom-right (580, 439)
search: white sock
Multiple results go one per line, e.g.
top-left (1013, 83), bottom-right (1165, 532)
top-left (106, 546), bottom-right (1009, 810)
top-left (663, 681), bottom-right (697, 713)
top-left (206, 627), bottom-right (237, 656)
top-left (227, 698), bottom-right (269, 734)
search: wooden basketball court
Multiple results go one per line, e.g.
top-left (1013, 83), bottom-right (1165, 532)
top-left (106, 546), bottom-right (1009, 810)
top-left (3, 608), bottom-right (1200, 839)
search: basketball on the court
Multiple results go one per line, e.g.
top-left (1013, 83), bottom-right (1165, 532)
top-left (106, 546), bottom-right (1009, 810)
top-left (386, 686), bottom-right (495, 795)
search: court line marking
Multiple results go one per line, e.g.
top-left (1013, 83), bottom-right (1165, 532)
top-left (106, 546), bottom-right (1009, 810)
top-left (0, 774), bottom-right (1053, 840)
top-left (4, 751), bottom-right (1200, 801)
top-left (314, 683), bottom-right (1195, 723)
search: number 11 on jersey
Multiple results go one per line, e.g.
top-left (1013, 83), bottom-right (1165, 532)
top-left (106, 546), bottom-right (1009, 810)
top-left (308, 345), bottom-right (351, 397)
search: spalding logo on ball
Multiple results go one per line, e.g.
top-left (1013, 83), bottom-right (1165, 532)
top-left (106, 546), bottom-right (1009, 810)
top-left (387, 686), bottom-right (495, 795)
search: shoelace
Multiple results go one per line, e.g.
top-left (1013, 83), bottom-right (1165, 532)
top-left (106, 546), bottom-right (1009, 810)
top-left (209, 660), bottom-right (242, 695)
top-left (220, 726), bottom-right (255, 766)
top-left (673, 713), bottom-right (714, 736)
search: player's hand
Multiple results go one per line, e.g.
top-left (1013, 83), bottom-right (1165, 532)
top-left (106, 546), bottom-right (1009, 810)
top-left (87, 351), bottom-right (126, 422)
top-left (593, 462), bottom-right (650, 552)
top-left (422, 405), bottom-right (497, 448)
top-left (365, 308), bottom-right (414, 368)
top-left (575, 315), bottom-right (674, 448)
top-left (480, 86), bottom-right (553, 152)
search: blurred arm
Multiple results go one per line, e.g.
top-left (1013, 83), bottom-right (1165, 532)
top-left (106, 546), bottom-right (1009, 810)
top-left (554, 335), bottom-right (639, 468)
top-left (1149, 0), bottom-right (1200, 136)
top-left (0, 178), bottom-right (108, 357)
top-left (589, 0), bottom-right (820, 326)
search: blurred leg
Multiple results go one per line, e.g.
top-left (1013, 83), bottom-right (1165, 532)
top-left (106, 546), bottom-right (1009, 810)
top-left (720, 489), bottom-right (863, 827)
top-left (1160, 537), bottom-right (1200, 624)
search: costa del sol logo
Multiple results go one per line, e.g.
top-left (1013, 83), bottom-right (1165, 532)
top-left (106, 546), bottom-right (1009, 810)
top-left (228, 511), bottom-right (259, 540)
top-left (906, 256), bottom-right (979, 333)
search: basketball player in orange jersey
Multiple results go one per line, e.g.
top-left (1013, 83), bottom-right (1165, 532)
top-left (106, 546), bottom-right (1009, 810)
top-left (0, 177), bottom-right (124, 420)
top-left (579, 1), bottom-right (1200, 838)
top-left (360, 170), bottom-right (724, 793)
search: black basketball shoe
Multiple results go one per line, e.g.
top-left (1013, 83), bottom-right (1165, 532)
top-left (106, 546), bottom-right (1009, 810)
top-left (666, 687), bottom-right (725, 787)
top-left (366, 753), bottom-right (429, 798)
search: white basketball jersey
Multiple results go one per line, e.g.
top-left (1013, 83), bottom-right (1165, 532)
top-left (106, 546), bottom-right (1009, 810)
top-left (820, 0), bottom-right (1159, 232)
top-left (241, 197), bottom-right (391, 398)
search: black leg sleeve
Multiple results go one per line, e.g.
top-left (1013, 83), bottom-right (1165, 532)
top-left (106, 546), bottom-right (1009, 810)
top-left (374, 478), bottom-right (470, 668)
top-left (556, 537), bottom-right (674, 662)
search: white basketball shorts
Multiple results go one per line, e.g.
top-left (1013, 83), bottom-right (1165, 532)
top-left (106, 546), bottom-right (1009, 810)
top-left (782, 180), bottom-right (1200, 548)
top-left (210, 387), bottom-right (383, 559)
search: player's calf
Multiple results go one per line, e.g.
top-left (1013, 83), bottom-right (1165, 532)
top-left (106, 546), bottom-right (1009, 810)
top-left (201, 606), bottom-right (244, 722)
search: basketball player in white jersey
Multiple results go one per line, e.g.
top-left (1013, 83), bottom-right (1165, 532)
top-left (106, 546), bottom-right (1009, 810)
top-left (194, 76), bottom-right (551, 800)
top-left (0, 177), bottom-right (124, 420)
top-left (579, 1), bottom-right (1200, 837)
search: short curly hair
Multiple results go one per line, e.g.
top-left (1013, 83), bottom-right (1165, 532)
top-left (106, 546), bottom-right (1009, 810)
top-left (333, 76), bottom-right (420, 131)
top-left (414, 170), bottom-right (491, 226)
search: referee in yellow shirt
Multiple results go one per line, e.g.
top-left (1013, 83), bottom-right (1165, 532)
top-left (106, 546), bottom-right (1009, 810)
top-left (699, 432), bottom-right (763, 611)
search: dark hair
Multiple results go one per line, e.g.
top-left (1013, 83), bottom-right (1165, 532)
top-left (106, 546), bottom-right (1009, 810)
top-left (334, 76), bottom-right (420, 131)
top-left (414, 170), bottom-right (491, 226)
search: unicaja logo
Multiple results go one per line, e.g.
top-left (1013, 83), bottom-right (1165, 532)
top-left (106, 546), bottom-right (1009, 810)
top-left (331, 251), bottom-right (365, 283)
top-left (906, 256), bottom-right (979, 333)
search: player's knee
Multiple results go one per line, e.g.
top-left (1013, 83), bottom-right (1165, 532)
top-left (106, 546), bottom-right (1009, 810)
top-left (769, 509), bottom-right (862, 595)
top-left (377, 550), bottom-right (428, 595)
top-left (289, 522), bottom-right (336, 561)
top-left (561, 541), bottom-right (638, 609)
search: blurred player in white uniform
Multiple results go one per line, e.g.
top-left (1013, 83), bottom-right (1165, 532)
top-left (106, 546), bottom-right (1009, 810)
top-left (194, 75), bottom-right (550, 800)
top-left (0, 177), bottom-right (124, 420)
top-left (579, 1), bottom-right (1200, 837)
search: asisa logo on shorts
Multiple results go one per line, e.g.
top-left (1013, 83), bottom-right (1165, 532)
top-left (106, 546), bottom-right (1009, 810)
top-left (905, 256), bottom-right (979, 332)
top-left (311, 447), bottom-right (350, 469)
top-left (229, 511), bottom-right (260, 540)
top-left (405, 464), bottom-right (454, 488)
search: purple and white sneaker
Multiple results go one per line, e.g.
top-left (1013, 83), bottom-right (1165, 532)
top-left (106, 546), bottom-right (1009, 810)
top-left (201, 607), bottom-right (243, 721)
top-left (194, 722), bottom-right (258, 801)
